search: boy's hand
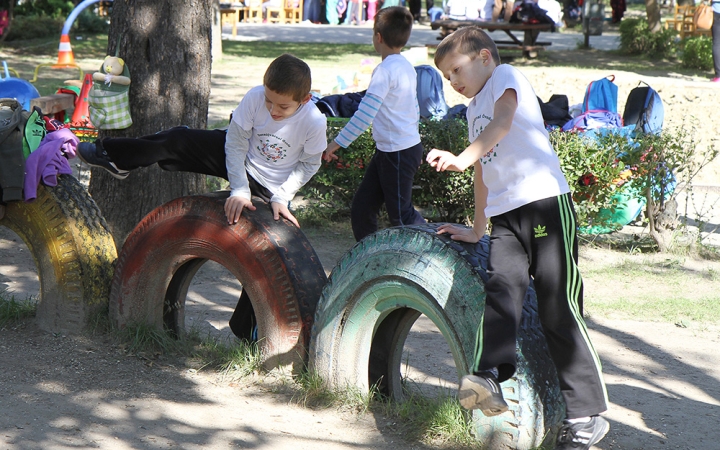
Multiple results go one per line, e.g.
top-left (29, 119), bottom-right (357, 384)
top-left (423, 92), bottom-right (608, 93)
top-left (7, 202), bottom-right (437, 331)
top-left (271, 201), bottom-right (300, 228)
top-left (426, 148), bottom-right (463, 172)
top-left (224, 195), bottom-right (256, 225)
top-left (436, 224), bottom-right (483, 243)
top-left (323, 141), bottom-right (341, 162)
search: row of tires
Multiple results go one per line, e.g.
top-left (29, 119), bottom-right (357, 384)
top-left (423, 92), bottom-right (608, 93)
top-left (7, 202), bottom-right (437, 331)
top-left (0, 174), bottom-right (564, 449)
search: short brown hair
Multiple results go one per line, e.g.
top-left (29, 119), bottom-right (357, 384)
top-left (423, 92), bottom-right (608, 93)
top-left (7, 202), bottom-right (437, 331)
top-left (434, 26), bottom-right (501, 67)
top-left (263, 54), bottom-right (312, 102)
top-left (373, 6), bottom-right (413, 49)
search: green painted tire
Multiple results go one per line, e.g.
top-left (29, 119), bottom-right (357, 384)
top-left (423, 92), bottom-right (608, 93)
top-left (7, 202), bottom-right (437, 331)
top-left (0, 174), bottom-right (117, 333)
top-left (309, 224), bottom-right (565, 449)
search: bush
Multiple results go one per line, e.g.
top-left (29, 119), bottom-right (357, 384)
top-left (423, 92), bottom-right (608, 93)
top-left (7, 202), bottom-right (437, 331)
top-left (14, 0), bottom-right (74, 19)
top-left (682, 36), bottom-right (713, 70)
top-left (75, 9), bottom-right (110, 34)
top-left (4, 15), bottom-right (64, 41)
top-left (300, 118), bottom-right (712, 238)
top-left (618, 18), bottom-right (678, 59)
top-left (298, 118), bottom-right (474, 224)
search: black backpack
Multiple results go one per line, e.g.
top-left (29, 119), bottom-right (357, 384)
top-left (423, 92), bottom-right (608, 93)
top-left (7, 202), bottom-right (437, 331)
top-left (0, 98), bottom-right (30, 202)
top-left (622, 82), bottom-right (664, 135)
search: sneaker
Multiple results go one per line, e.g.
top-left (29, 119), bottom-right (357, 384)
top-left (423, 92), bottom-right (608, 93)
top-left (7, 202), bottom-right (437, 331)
top-left (556, 416), bottom-right (610, 450)
top-left (77, 142), bottom-right (130, 180)
top-left (712, 77), bottom-right (720, 83)
top-left (457, 371), bottom-right (508, 416)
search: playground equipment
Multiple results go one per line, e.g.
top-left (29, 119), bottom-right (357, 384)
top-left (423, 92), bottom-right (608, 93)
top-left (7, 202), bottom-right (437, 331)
top-left (0, 61), bottom-right (40, 110)
top-left (0, 175), bottom-right (117, 334)
top-left (31, 0), bottom-right (113, 83)
top-left (109, 192), bottom-right (327, 371)
top-left (310, 225), bottom-right (566, 448)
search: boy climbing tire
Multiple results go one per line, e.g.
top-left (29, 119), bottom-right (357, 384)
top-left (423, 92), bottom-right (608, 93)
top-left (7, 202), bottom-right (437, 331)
top-left (310, 224), bottom-right (566, 449)
top-left (109, 191), bottom-right (327, 370)
top-left (0, 175), bottom-right (117, 333)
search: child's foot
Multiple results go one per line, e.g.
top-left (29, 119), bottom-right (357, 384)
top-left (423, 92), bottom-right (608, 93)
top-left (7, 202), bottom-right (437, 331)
top-left (712, 77), bottom-right (720, 83)
top-left (77, 142), bottom-right (130, 180)
top-left (457, 371), bottom-right (508, 416)
top-left (556, 415), bottom-right (609, 450)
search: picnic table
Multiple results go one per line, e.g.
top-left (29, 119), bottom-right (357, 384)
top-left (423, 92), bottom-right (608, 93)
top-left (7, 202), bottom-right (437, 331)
top-left (430, 19), bottom-right (553, 58)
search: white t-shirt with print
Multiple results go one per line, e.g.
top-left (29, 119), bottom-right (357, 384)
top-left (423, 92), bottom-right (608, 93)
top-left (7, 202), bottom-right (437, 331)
top-left (229, 85), bottom-right (327, 203)
top-left (365, 54), bottom-right (421, 152)
top-left (466, 64), bottom-right (570, 218)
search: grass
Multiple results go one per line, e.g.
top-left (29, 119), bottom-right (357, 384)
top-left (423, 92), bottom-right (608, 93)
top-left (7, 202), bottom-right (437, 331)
top-left (0, 289), bottom-right (37, 328)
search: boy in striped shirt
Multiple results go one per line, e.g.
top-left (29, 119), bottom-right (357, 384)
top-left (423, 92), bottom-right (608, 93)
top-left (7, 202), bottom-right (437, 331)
top-left (323, 6), bottom-right (425, 241)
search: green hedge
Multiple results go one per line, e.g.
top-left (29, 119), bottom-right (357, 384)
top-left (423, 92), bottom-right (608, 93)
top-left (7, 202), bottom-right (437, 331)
top-left (299, 119), bottom-right (649, 230)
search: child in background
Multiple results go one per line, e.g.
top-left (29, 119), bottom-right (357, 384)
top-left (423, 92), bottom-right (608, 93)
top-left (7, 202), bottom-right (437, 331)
top-left (426, 26), bottom-right (609, 450)
top-left (323, 6), bottom-right (425, 241)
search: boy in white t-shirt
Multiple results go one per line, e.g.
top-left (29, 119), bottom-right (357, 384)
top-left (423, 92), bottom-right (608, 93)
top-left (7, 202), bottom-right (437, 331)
top-left (323, 6), bottom-right (425, 241)
top-left (78, 54), bottom-right (327, 228)
top-left (425, 27), bottom-right (609, 450)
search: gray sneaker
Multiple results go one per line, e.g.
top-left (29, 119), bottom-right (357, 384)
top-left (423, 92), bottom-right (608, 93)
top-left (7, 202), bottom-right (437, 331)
top-left (457, 371), bottom-right (508, 416)
top-left (77, 142), bottom-right (129, 180)
top-left (556, 415), bottom-right (610, 450)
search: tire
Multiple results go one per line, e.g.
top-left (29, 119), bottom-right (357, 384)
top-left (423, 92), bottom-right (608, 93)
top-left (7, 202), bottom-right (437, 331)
top-left (109, 191), bottom-right (327, 370)
top-left (309, 224), bottom-right (566, 449)
top-left (0, 174), bottom-right (117, 333)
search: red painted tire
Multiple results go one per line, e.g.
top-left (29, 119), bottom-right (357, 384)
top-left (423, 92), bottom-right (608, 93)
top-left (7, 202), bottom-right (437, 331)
top-left (109, 191), bottom-right (327, 370)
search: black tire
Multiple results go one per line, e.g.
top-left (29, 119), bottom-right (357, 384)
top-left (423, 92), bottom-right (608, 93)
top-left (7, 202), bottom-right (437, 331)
top-left (109, 191), bottom-right (327, 370)
top-left (310, 224), bottom-right (566, 449)
top-left (0, 174), bottom-right (117, 333)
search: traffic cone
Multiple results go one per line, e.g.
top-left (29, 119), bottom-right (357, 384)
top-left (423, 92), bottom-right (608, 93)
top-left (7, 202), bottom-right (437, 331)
top-left (71, 73), bottom-right (93, 127)
top-left (53, 34), bottom-right (76, 68)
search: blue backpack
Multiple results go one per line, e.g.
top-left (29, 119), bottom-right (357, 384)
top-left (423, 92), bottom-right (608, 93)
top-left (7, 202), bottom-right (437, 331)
top-left (622, 82), bottom-right (664, 135)
top-left (415, 65), bottom-right (448, 121)
top-left (582, 75), bottom-right (618, 113)
top-left (563, 75), bottom-right (623, 131)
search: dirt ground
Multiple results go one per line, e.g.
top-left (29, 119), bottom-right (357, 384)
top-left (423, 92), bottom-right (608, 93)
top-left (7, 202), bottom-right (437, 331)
top-left (3, 28), bottom-right (720, 450)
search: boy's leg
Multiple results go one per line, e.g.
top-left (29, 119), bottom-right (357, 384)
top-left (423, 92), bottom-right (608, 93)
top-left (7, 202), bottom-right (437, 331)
top-left (95, 128), bottom-right (229, 178)
top-left (475, 213), bottom-right (532, 380)
top-left (530, 193), bottom-right (608, 419)
top-left (459, 211), bottom-right (529, 415)
top-left (350, 151), bottom-right (386, 241)
top-left (375, 143), bottom-right (425, 230)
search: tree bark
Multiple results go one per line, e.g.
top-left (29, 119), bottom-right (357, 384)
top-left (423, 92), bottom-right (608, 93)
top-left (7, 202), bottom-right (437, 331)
top-left (645, 0), bottom-right (662, 32)
top-left (88, 0), bottom-right (213, 247)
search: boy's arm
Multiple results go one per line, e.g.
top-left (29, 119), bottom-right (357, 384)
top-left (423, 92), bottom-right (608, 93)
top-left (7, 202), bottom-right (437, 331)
top-left (428, 89), bottom-right (517, 173)
top-left (436, 162), bottom-right (488, 243)
top-left (324, 92), bottom-right (383, 161)
top-left (224, 120), bottom-right (256, 224)
top-left (271, 150), bottom-right (322, 206)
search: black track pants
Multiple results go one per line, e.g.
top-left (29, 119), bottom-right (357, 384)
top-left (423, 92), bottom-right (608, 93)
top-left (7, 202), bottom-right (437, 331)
top-left (474, 193), bottom-right (608, 419)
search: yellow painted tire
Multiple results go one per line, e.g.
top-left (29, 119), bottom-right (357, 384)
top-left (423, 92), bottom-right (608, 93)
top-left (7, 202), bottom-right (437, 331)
top-left (0, 175), bottom-right (117, 332)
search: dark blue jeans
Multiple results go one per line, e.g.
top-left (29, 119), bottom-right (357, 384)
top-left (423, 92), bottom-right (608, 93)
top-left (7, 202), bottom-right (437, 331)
top-left (350, 143), bottom-right (425, 241)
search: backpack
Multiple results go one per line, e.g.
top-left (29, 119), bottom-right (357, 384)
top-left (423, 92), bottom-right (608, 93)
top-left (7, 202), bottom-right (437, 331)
top-left (0, 98), bottom-right (30, 202)
top-left (622, 82), bottom-right (664, 135)
top-left (582, 75), bottom-right (618, 113)
top-left (415, 65), bottom-right (449, 121)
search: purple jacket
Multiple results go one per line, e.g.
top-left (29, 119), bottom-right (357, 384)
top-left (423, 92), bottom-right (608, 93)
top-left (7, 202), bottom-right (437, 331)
top-left (23, 128), bottom-right (78, 202)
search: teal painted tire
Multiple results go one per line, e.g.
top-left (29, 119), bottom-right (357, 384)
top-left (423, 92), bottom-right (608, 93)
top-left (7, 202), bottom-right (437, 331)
top-left (309, 224), bottom-right (565, 449)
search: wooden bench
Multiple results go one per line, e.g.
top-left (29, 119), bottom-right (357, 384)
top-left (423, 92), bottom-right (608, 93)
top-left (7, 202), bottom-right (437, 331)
top-left (30, 93), bottom-right (75, 115)
top-left (430, 19), bottom-right (553, 58)
top-left (664, 4), bottom-right (712, 39)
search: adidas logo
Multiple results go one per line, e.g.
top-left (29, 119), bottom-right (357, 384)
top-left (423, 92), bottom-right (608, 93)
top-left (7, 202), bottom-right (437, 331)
top-left (534, 224), bottom-right (548, 238)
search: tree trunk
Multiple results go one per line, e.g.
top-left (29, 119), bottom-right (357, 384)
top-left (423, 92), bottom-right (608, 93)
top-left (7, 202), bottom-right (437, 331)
top-left (88, 0), bottom-right (212, 247)
top-left (645, 0), bottom-right (662, 32)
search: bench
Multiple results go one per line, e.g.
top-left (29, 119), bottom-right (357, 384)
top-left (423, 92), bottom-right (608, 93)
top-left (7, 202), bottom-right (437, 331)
top-left (30, 93), bottom-right (76, 115)
top-left (430, 19), bottom-right (553, 58)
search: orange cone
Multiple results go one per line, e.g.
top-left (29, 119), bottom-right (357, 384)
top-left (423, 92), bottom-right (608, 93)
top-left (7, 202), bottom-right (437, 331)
top-left (53, 34), bottom-right (76, 68)
top-left (71, 73), bottom-right (93, 127)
